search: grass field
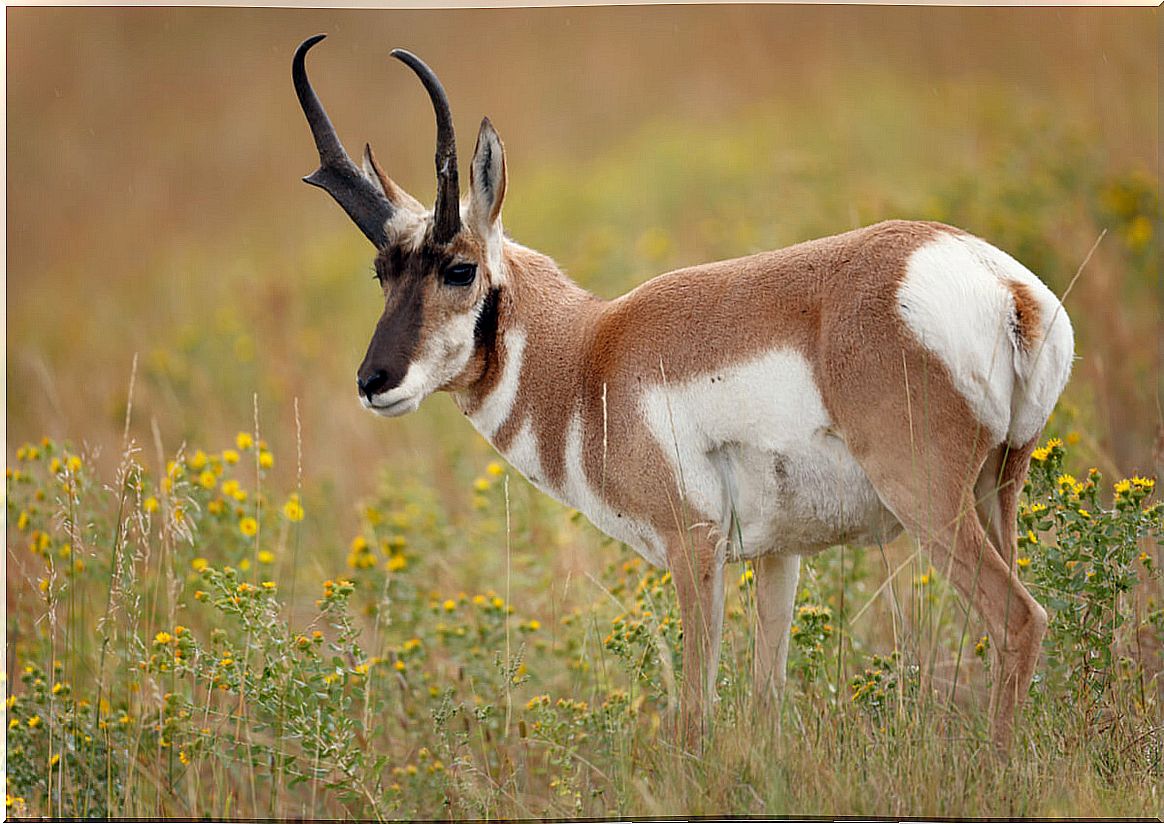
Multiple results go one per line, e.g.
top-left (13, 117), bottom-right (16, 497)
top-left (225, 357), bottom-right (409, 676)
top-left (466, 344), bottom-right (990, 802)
top-left (5, 6), bottom-right (1162, 819)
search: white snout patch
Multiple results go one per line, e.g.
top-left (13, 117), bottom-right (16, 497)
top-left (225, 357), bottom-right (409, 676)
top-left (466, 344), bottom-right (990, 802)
top-left (360, 310), bottom-right (479, 418)
top-left (360, 392), bottom-right (420, 418)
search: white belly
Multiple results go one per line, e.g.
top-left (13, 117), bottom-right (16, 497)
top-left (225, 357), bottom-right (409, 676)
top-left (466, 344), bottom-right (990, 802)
top-left (644, 348), bottom-right (902, 558)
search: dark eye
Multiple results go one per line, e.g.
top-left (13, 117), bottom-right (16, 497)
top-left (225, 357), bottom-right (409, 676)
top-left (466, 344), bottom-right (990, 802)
top-left (443, 262), bottom-right (477, 287)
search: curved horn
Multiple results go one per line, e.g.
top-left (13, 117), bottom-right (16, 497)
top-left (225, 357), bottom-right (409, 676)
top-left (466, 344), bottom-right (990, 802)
top-left (391, 49), bottom-right (461, 244)
top-left (293, 34), bottom-right (394, 247)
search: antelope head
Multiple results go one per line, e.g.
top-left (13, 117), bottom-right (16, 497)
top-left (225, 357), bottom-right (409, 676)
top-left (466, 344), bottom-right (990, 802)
top-left (294, 34), bottom-right (508, 417)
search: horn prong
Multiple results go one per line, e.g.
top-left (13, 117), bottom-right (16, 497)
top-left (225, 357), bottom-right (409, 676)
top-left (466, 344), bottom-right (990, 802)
top-left (293, 35), bottom-right (394, 247)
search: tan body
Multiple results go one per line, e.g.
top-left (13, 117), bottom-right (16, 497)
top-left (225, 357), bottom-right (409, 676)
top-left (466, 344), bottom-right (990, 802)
top-left (452, 221), bottom-right (1070, 749)
top-left (293, 37), bottom-right (1074, 750)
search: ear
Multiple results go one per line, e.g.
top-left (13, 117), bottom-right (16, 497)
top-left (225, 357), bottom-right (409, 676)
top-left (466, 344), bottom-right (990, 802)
top-left (362, 143), bottom-right (425, 213)
top-left (467, 117), bottom-right (507, 239)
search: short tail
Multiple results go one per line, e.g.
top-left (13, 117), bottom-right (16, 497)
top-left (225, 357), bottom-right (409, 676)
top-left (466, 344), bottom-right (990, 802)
top-left (1004, 278), bottom-right (1074, 446)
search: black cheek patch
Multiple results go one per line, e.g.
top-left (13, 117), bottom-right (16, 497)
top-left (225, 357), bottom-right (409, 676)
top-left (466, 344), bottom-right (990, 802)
top-left (474, 287), bottom-right (501, 358)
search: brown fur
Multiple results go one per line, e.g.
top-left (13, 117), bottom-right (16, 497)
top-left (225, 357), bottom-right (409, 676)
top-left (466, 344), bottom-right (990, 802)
top-left (451, 220), bottom-right (1046, 748)
top-left (1007, 279), bottom-right (1044, 350)
top-left (336, 112), bottom-right (1048, 752)
top-left (295, 48), bottom-right (1055, 751)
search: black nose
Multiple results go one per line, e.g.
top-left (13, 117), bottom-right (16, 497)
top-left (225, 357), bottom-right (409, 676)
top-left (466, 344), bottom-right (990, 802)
top-left (357, 369), bottom-right (390, 400)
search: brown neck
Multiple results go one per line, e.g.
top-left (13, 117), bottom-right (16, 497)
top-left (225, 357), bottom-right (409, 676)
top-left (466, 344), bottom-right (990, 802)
top-left (453, 241), bottom-right (604, 419)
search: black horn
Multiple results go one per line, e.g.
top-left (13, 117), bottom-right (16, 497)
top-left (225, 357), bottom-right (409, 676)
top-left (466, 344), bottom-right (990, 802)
top-left (293, 34), bottom-right (394, 248)
top-left (391, 49), bottom-right (461, 244)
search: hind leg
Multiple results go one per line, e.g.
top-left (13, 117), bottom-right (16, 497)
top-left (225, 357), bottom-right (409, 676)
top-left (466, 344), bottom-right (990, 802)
top-left (975, 436), bottom-right (1041, 566)
top-left (753, 553), bottom-right (801, 706)
top-left (866, 456), bottom-right (1046, 748)
top-left (975, 444), bottom-right (1008, 557)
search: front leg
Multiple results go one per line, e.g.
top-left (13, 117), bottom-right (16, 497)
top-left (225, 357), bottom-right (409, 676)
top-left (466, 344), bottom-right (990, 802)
top-left (752, 553), bottom-right (800, 706)
top-left (667, 532), bottom-right (725, 752)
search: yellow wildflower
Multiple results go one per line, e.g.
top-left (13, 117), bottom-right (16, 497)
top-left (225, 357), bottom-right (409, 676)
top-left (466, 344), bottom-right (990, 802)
top-left (143, 496), bottom-right (160, 514)
top-left (486, 461), bottom-right (504, 477)
top-left (189, 450), bottom-right (208, 470)
top-left (393, 660), bottom-right (406, 672)
top-left (473, 477), bottom-right (491, 492)
top-left (28, 715), bottom-right (41, 729)
top-left (235, 432), bottom-right (254, 450)
top-left (1065, 431), bottom-right (1081, 445)
top-left (386, 555), bottom-right (407, 572)
top-left (259, 451), bottom-right (274, 469)
top-left (49, 754), bottom-right (60, 767)
top-left (66, 455), bottom-right (82, 472)
top-left (222, 448), bottom-right (240, 465)
top-left (283, 495), bottom-right (305, 522)
top-left (154, 631), bottom-right (173, 645)
top-left (238, 517), bottom-right (258, 537)
top-left (50, 457), bottom-right (62, 474)
top-left (739, 567), bottom-right (754, 586)
top-left (442, 599), bottom-right (457, 612)
top-left (198, 469), bottom-right (216, 490)
top-left (16, 511), bottom-right (29, 531)
top-left (179, 750), bottom-right (190, 765)
top-left (258, 549), bottom-right (275, 565)
top-left (261, 581), bottom-right (276, 590)
top-left (191, 558), bottom-right (208, 572)
top-left (208, 499), bottom-right (225, 515)
top-left (1114, 479), bottom-right (1132, 495)
top-left (1017, 557), bottom-right (1031, 569)
top-left (527, 619), bottom-right (541, 631)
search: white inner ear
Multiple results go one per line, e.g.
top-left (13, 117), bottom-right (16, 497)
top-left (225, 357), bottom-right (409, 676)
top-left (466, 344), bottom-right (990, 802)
top-left (469, 127), bottom-right (506, 239)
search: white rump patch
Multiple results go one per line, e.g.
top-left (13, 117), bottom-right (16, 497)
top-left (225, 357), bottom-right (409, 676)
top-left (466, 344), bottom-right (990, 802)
top-left (897, 232), bottom-right (1074, 445)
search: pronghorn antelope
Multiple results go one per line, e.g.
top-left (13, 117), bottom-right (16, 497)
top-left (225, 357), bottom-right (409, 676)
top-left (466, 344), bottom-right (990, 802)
top-left (293, 35), bottom-right (1074, 749)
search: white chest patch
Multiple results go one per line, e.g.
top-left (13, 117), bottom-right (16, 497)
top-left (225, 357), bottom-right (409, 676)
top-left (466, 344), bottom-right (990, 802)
top-left (467, 329), bottom-right (526, 439)
top-left (643, 349), bottom-right (900, 558)
top-left (561, 411), bottom-right (668, 567)
top-left (463, 329), bottom-right (666, 566)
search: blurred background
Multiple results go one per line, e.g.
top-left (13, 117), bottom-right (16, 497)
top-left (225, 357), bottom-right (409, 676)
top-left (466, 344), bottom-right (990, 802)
top-left (7, 4), bottom-right (1160, 507)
